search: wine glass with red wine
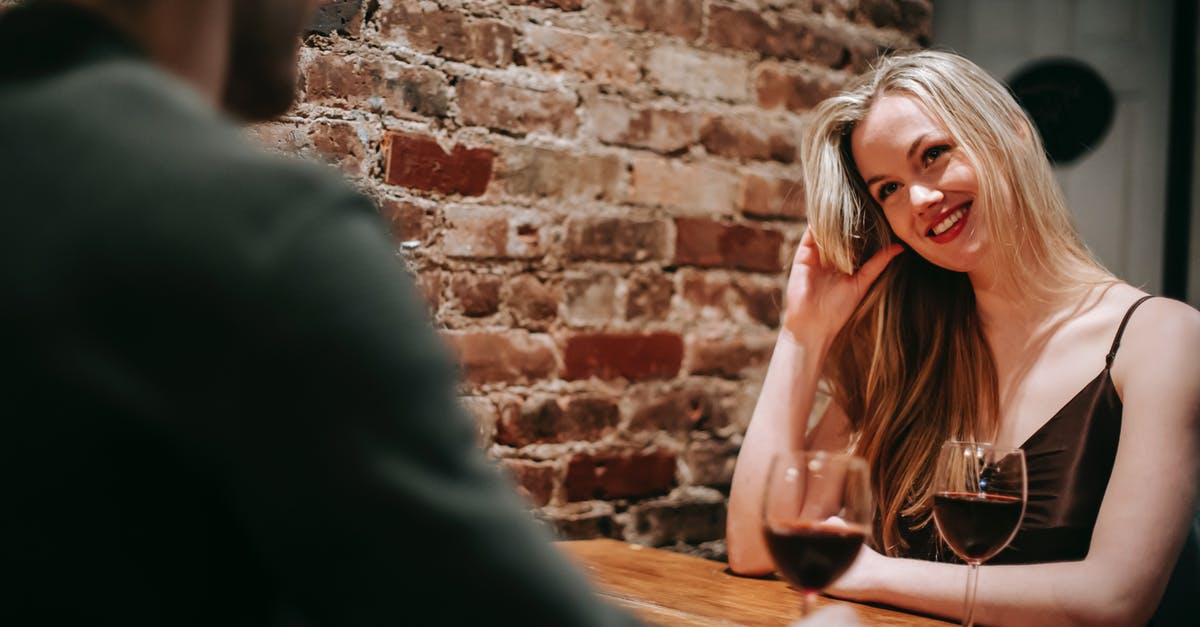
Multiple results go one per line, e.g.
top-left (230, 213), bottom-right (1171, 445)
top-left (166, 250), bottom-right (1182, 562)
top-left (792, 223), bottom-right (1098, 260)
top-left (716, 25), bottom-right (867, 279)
top-left (932, 441), bottom-right (1027, 627)
top-left (760, 451), bottom-right (873, 618)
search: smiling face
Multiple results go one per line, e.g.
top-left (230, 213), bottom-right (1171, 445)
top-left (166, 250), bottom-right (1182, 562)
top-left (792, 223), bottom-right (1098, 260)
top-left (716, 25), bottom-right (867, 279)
top-left (850, 94), bottom-right (989, 275)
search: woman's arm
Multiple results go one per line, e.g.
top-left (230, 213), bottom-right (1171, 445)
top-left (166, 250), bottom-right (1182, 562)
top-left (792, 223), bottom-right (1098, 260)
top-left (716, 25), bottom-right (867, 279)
top-left (727, 332), bottom-right (833, 574)
top-left (727, 229), bottom-right (902, 574)
top-left (828, 298), bottom-right (1200, 626)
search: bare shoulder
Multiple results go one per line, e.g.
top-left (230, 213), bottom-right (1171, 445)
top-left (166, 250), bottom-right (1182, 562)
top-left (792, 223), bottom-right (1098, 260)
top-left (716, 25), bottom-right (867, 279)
top-left (1117, 292), bottom-right (1200, 351)
top-left (1108, 286), bottom-right (1200, 407)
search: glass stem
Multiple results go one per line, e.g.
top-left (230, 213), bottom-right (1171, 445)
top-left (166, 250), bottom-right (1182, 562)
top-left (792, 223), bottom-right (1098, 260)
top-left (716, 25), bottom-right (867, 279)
top-left (800, 590), bottom-right (815, 617)
top-left (962, 562), bottom-right (981, 627)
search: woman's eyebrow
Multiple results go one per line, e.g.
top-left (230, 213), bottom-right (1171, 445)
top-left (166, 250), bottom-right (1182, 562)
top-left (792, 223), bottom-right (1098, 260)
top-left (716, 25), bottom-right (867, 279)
top-left (906, 133), bottom-right (930, 158)
top-left (864, 133), bottom-right (931, 187)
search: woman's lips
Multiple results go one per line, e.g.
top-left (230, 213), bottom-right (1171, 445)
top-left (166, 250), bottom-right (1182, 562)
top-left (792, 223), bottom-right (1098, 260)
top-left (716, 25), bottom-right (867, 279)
top-left (927, 202), bottom-right (971, 244)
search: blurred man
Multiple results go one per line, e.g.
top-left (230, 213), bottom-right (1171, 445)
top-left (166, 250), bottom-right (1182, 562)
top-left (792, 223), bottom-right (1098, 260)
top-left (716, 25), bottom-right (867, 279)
top-left (0, 1), bottom-right (639, 625)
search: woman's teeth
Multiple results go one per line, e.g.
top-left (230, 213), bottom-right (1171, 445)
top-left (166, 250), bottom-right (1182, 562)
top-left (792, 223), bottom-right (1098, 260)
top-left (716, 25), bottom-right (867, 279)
top-left (930, 208), bottom-right (965, 236)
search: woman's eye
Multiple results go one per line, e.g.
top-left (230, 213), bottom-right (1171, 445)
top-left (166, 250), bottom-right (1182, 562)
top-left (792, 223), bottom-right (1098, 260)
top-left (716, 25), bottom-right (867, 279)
top-left (878, 182), bottom-right (899, 201)
top-left (922, 145), bottom-right (950, 164)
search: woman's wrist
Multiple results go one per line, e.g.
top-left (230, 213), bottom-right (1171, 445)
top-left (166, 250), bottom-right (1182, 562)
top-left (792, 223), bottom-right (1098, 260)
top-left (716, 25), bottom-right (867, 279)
top-left (828, 546), bottom-right (888, 603)
top-left (778, 326), bottom-right (834, 358)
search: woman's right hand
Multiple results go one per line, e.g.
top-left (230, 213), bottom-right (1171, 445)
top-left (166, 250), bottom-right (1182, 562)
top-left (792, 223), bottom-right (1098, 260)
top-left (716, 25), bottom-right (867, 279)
top-left (783, 227), bottom-right (903, 345)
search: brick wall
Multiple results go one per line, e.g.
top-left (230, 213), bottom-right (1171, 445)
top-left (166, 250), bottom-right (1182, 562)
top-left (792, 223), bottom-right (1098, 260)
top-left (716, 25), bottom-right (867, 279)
top-left (253, 0), bottom-right (930, 560)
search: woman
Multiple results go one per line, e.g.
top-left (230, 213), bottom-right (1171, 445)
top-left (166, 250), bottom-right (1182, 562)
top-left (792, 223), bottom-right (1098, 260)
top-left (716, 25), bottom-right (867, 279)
top-left (726, 50), bottom-right (1199, 626)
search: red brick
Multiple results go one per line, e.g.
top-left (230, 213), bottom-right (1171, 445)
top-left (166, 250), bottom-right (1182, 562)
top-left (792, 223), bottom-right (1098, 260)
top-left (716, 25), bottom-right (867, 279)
top-left (734, 280), bottom-right (784, 328)
top-left (682, 440), bottom-right (739, 487)
top-left (589, 98), bottom-right (699, 154)
top-left (413, 270), bottom-right (442, 315)
top-left (847, 38), bottom-right (904, 74)
top-left (624, 270), bottom-right (673, 322)
top-left (379, 7), bottom-right (514, 68)
top-left (564, 332), bottom-right (683, 381)
top-left (739, 172), bottom-right (805, 220)
top-left (507, 0), bottom-right (584, 9)
top-left (563, 397), bottom-right (622, 437)
top-left (673, 217), bottom-right (784, 273)
top-left (384, 132), bottom-right (494, 196)
top-left (496, 397), bottom-right (555, 448)
top-left (306, 0), bottom-right (365, 36)
top-left (679, 270), bottom-right (782, 327)
top-left (500, 146), bottom-right (623, 200)
top-left (442, 206), bottom-right (544, 259)
top-left (630, 156), bottom-right (740, 214)
top-left (601, 0), bottom-right (703, 40)
top-left (706, 6), bottom-right (849, 66)
top-left (565, 450), bottom-right (678, 501)
top-left (628, 386), bottom-right (727, 433)
top-left (459, 395), bottom-right (498, 446)
top-left (780, 15), bottom-right (851, 69)
top-left (810, 0), bottom-right (852, 17)
top-left (504, 275), bottom-right (560, 330)
top-left (443, 210), bottom-right (505, 259)
top-left (307, 120), bottom-right (368, 177)
top-left (443, 332), bottom-right (558, 385)
top-left (564, 217), bottom-right (669, 262)
top-left (542, 502), bottom-right (618, 539)
top-left (704, 5), bottom-right (774, 54)
top-left (301, 51), bottom-right (449, 118)
top-left (628, 499), bottom-right (727, 546)
top-left (699, 115), bottom-right (797, 163)
top-left (246, 121), bottom-right (305, 154)
top-left (645, 46), bottom-right (750, 102)
top-left (377, 198), bottom-right (436, 245)
top-left (563, 272), bottom-right (617, 327)
top-left (679, 271), bottom-right (730, 320)
top-left (522, 25), bottom-right (639, 88)
top-left (856, 0), bottom-right (932, 41)
top-left (449, 274), bottom-right (502, 317)
top-left (496, 395), bottom-right (621, 447)
top-left (499, 459), bottom-right (558, 507)
top-left (688, 335), bottom-right (775, 379)
top-left (458, 78), bottom-right (579, 137)
top-left (755, 61), bottom-right (845, 112)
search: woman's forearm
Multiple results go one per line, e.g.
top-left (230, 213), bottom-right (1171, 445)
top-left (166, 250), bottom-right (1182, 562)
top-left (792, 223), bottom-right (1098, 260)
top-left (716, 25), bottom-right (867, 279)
top-left (726, 330), bottom-right (831, 574)
top-left (842, 552), bottom-right (1153, 627)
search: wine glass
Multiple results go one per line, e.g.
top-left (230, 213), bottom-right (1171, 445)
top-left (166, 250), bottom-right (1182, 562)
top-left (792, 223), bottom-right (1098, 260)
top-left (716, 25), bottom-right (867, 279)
top-left (761, 451), bottom-right (873, 618)
top-left (932, 441), bottom-right (1027, 627)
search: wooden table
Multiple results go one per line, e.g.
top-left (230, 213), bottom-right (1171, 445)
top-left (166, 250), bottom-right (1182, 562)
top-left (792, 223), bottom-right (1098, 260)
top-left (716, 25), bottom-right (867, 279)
top-left (558, 539), bottom-right (952, 626)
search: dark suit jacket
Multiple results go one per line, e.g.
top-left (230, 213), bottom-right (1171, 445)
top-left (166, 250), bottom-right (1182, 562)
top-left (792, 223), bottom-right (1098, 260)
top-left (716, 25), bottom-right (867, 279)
top-left (0, 4), bottom-right (639, 625)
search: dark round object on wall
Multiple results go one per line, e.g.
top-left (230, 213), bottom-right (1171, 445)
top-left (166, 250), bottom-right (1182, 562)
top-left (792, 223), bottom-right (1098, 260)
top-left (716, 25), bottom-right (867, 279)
top-left (1007, 58), bottom-right (1115, 165)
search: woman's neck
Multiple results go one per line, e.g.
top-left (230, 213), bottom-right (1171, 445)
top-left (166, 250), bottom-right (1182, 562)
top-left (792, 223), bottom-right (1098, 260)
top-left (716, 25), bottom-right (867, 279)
top-left (972, 274), bottom-right (1114, 384)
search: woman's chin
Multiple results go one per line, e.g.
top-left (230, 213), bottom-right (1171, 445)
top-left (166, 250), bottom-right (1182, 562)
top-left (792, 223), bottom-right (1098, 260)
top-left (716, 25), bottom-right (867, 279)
top-left (912, 236), bottom-right (988, 275)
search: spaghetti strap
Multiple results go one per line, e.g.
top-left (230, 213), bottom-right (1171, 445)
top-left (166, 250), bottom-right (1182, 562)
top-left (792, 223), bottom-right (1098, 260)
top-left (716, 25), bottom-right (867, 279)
top-left (1105, 295), bottom-right (1155, 369)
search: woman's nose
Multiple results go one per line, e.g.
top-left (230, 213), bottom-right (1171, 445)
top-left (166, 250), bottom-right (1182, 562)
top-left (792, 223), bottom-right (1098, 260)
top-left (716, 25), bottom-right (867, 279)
top-left (909, 183), bottom-right (943, 210)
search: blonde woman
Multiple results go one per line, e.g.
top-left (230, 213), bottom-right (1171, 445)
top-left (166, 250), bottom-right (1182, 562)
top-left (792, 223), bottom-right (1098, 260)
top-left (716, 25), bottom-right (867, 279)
top-left (727, 50), bottom-right (1199, 626)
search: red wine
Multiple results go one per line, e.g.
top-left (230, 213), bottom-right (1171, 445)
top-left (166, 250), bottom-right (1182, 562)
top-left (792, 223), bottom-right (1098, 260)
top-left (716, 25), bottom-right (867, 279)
top-left (763, 523), bottom-right (866, 591)
top-left (933, 491), bottom-right (1023, 562)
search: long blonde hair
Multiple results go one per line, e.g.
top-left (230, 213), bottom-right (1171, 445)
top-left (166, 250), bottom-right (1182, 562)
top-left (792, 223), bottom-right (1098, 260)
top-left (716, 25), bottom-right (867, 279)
top-left (801, 50), bottom-right (1109, 555)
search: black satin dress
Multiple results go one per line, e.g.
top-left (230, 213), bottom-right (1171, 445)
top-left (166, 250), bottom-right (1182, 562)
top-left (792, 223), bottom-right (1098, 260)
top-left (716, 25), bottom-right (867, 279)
top-left (898, 296), bottom-right (1198, 625)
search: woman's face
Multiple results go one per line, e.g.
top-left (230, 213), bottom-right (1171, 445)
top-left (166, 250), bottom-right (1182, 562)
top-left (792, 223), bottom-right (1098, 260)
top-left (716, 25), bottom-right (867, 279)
top-left (850, 94), bottom-right (988, 275)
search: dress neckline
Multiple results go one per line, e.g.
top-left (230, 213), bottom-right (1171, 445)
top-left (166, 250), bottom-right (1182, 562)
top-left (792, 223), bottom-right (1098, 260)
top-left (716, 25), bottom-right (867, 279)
top-left (1013, 294), bottom-right (1151, 450)
top-left (1017, 368), bottom-right (1112, 449)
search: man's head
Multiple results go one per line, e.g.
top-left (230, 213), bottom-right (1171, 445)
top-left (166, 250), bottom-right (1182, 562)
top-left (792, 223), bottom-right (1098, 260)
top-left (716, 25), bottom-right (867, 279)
top-left (71, 0), bottom-right (318, 120)
top-left (224, 0), bottom-right (318, 120)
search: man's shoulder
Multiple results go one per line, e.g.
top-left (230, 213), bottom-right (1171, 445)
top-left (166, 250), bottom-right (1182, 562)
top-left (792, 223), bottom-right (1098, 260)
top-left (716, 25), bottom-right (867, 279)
top-left (4, 55), bottom-right (371, 238)
top-left (0, 56), bottom-right (387, 303)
